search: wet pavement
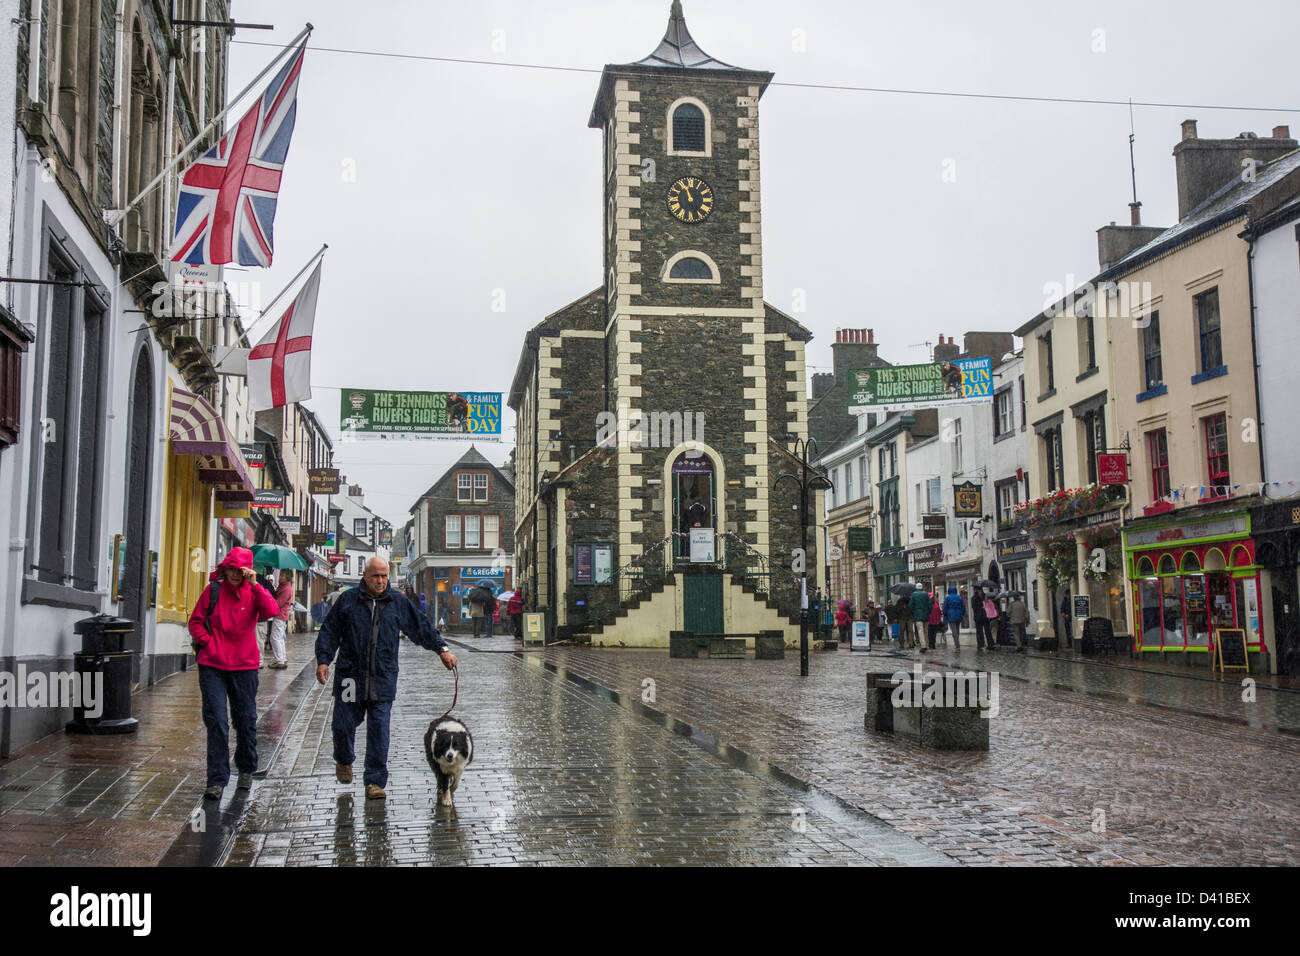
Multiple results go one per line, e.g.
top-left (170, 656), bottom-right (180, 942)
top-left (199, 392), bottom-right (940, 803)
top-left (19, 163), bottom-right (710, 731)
top-left (3, 629), bottom-right (1298, 866)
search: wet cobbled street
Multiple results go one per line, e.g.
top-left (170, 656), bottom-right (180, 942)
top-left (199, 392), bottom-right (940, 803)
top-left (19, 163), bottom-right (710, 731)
top-left (4, 632), bottom-right (1300, 866)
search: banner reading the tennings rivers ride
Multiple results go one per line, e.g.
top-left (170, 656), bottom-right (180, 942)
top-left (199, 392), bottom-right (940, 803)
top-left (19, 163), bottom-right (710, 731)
top-left (340, 389), bottom-right (502, 441)
top-left (847, 357), bottom-right (993, 413)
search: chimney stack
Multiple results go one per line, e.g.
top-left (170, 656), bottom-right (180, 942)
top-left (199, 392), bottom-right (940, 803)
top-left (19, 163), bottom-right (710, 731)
top-left (1129, 202), bottom-right (1142, 226)
top-left (933, 335), bottom-right (960, 364)
top-left (830, 328), bottom-right (881, 380)
top-left (1173, 119), bottom-right (1298, 220)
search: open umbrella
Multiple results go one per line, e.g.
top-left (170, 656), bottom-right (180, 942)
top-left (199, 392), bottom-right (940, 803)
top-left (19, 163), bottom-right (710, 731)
top-left (974, 578), bottom-right (999, 590)
top-left (890, 582), bottom-right (920, 597)
top-left (838, 599), bottom-right (853, 609)
top-left (251, 543), bottom-right (308, 570)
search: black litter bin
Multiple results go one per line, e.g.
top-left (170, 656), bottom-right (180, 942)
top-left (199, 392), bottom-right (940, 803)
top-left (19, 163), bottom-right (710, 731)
top-left (65, 614), bottom-right (139, 735)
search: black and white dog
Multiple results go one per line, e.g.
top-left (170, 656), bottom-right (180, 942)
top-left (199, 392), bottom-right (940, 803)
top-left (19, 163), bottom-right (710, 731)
top-left (424, 717), bottom-right (474, 807)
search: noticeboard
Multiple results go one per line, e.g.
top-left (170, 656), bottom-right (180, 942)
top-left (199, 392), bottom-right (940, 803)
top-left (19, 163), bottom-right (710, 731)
top-left (1074, 595), bottom-right (1091, 619)
top-left (847, 527), bottom-right (873, 552)
top-left (1214, 629), bottom-right (1249, 673)
top-left (851, 620), bottom-right (870, 651)
top-left (524, 612), bottom-right (544, 645)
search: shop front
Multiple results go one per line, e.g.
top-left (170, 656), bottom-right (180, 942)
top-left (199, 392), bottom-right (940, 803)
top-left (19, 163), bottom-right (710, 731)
top-left (995, 532), bottom-right (1038, 622)
top-left (906, 544), bottom-right (943, 596)
top-left (872, 551), bottom-right (908, 603)
top-left (1125, 510), bottom-right (1262, 666)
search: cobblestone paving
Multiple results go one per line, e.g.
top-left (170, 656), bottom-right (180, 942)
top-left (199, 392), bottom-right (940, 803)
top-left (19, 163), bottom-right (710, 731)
top-left (530, 644), bottom-right (1300, 866)
top-left (223, 640), bottom-right (952, 866)
top-left (0, 631), bottom-right (318, 866)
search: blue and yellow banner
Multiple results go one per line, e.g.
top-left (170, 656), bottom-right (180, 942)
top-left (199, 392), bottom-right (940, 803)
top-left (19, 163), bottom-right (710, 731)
top-left (848, 357), bottom-right (993, 412)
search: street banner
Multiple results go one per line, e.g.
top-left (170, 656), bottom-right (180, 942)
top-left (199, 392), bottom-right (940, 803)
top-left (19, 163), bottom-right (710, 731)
top-left (848, 357), bottom-right (993, 412)
top-left (340, 389), bottom-right (502, 441)
top-left (308, 467), bottom-right (341, 495)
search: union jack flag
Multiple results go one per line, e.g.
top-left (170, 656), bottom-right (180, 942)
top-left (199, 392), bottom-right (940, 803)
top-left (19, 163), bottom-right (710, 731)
top-left (170, 40), bottom-right (306, 267)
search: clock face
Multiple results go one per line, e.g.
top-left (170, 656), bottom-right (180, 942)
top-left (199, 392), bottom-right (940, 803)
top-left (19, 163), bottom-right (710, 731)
top-left (666, 177), bottom-right (714, 223)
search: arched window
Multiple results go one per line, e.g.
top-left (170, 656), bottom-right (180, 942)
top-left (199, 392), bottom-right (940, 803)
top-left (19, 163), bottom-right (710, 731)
top-left (669, 257), bottom-right (712, 280)
top-left (668, 98), bottom-right (711, 155)
top-left (1157, 554), bottom-right (1176, 575)
top-left (1180, 551), bottom-right (1201, 573)
top-left (663, 250), bottom-right (720, 284)
top-left (1136, 556), bottom-right (1155, 577)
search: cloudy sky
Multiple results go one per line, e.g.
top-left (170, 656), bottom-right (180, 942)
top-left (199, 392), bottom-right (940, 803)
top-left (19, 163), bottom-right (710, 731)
top-left (225, 0), bottom-right (1300, 528)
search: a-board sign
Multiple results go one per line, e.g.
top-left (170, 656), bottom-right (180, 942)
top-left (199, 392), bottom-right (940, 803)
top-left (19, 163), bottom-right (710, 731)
top-left (1074, 595), bottom-right (1091, 619)
top-left (1214, 629), bottom-right (1249, 673)
top-left (524, 612), bottom-right (544, 645)
top-left (1081, 616), bottom-right (1114, 654)
top-left (851, 620), bottom-right (870, 651)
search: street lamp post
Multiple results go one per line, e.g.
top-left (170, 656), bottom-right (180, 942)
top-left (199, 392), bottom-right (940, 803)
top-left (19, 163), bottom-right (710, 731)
top-left (774, 436), bottom-right (833, 677)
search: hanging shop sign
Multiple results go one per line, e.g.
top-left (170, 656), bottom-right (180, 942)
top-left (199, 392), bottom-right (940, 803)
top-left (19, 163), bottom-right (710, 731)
top-left (848, 357), bottom-right (993, 413)
top-left (279, 515), bottom-right (301, 535)
top-left (953, 482), bottom-right (983, 518)
top-left (340, 388), bottom-right (502, 441)
top-left (1098, 454), bottom-right (1128, 485)
top-left (328, 553), bottom-right (346, 565)
top-left (847, 527), bottom-right (874, 552)
top-left (908, 544), bottom-right (944, 573)
top-left (214, 498), bottom-right (251, 519)
top-left (922, 513), bottom-right (947, 539)
top-left (308, 468), bottom-right (341, 495)
top-left (239, 443), bottom-right (265, 468)
top-left (873, 552), bottom-right (908, 576)
top-left (251, 489), bottom-right (284, 510)
top-left (829, 545), bottom-right (843, 561)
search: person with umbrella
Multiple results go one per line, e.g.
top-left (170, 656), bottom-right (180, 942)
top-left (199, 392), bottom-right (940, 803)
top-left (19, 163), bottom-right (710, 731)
top-left (1008, 591), bottom-right (1029, 652)
top-left (467, 584), bottom-right (491, 638)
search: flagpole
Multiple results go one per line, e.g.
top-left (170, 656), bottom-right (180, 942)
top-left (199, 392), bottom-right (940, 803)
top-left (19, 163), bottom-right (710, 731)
top-left (213, 242), bottom-right (328, 367)
top-left (105, 22), bottom-right (314, 228)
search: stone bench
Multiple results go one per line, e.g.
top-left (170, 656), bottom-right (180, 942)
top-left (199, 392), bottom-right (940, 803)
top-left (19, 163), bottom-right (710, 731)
top-left (864, 669), bottom-right (992, 751)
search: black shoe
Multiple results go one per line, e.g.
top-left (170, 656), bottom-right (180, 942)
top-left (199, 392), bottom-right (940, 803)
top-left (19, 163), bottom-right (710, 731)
top-left (237, 772), bottom-right (253, 790)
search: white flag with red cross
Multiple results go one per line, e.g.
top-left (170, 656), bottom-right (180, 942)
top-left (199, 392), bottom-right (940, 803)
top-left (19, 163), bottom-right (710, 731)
top-left (246, 261), bottom-right (321, 410)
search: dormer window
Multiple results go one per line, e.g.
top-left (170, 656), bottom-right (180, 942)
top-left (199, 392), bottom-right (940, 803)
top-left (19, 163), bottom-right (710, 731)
top-left (457, 474), bottom-right (471, 501)
top-left (667, 97), bottom-right (711, 156)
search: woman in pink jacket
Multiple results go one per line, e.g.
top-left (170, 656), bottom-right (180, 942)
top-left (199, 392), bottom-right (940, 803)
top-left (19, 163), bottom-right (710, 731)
top-left (188, 546), bottom-right (279, 800)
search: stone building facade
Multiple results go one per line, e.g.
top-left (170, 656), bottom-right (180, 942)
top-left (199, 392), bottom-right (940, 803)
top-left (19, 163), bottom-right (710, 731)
top-left (509, 2), bottom-right (817, 645)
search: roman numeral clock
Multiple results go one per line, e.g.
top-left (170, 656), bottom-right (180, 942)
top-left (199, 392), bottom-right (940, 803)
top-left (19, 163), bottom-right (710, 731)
top-left (666, 176), bottom-right (714, 223)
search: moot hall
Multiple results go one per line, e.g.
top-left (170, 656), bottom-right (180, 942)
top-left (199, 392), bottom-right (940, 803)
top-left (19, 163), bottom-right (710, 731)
top-left (510, 2), bottom-right (823, 645)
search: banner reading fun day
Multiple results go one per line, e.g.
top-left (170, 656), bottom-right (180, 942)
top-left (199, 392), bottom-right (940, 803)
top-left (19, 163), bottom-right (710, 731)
top-left (848, 358), bottom-right (993, 413)
top-left (340, 389), bottom-right (502, 440)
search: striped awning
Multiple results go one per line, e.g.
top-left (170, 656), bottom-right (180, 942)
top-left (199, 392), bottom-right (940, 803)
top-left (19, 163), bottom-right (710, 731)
top-left (169, 387), bottom-right (255, 500)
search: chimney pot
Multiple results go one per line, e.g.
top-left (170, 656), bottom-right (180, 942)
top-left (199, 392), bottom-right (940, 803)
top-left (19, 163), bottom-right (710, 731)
top-left (1181, 119), bottom-right (1198, 141)
top-left (1275, 125), bottom-right (1291, 140)
top-left (868, 329), bottom-right (874, 344)
top-left (1129, 202), bottom-right (1142, 226)
top-left (835, 329), bottom-right (841, 343)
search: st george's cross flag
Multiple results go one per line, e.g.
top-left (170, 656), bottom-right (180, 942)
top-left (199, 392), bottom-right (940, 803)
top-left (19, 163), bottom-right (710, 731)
top-left (247, 261), bottom-right (322, 410)
top-left (170, 40), bottom-right (306, 267)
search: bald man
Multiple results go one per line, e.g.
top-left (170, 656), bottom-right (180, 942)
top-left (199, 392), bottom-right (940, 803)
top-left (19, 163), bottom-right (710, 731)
top-left (316, 556), bottom-right (457, 800)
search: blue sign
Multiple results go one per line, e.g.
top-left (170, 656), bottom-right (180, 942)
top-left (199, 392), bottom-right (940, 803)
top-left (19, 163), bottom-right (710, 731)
top-left (462, 567), bottom-right (505, 578)
top-left (451, 585), bottom-right (461, 596)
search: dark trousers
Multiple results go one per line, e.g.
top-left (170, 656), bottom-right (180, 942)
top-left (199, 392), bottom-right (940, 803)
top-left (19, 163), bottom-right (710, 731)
top-left (926, 624), bottom-right (938, 649)
top-left (511, 612), bottom-right (522, 637)
top-left (332, 698), bottom-right (394, 787)
top-left (1014, 623), bottom-right (1027, 648)
top-left (975, 618), bottom-right (995, 649)
top-left (198, 664), bottom-right (259, 787)
top-left (472, 615), bottom-right (483, 638)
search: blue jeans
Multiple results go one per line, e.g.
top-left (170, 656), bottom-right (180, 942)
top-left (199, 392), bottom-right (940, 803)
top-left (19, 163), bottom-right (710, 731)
top-left (332, 698), bottom-right (394, 787)
top-left (198, 664), bottom-right (260, 787)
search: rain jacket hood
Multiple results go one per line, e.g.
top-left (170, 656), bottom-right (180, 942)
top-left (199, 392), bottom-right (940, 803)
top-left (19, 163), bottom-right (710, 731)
top-left (188, 548), bottom-right (279, 670)
top-left (942, 587), bottom-right (967, 623)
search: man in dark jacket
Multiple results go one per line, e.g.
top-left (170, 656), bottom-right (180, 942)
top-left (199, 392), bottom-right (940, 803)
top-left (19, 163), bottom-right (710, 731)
top-left (316, 556), bottom-right (457, 800)
top-left (972, 586), bottom-right (995, 652)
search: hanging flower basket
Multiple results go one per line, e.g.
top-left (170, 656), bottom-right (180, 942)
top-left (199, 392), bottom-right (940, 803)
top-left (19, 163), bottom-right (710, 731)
top-left (1012, 484), bottom-right (1124, 531)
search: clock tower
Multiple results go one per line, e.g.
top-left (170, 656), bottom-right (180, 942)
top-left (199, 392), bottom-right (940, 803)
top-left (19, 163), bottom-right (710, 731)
top-left (509, 2), bottom-right (817, 645)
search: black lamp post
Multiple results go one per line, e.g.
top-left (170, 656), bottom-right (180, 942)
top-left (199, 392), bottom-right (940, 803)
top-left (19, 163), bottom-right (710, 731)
top-left (774, 436), bottom-right (833, 677)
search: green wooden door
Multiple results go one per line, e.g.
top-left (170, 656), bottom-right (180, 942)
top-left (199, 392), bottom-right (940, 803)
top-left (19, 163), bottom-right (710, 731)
top-left (684, 574), bottom-right (724, 634)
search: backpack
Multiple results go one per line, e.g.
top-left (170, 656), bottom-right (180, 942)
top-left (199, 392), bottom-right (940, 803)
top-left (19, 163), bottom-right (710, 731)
top-left (193, 581), bottom-right (220, 655)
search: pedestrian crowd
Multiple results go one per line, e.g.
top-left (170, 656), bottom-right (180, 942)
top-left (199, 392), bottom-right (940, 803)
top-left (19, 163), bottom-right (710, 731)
top-left (828, 584), bottom-right (1032, 655)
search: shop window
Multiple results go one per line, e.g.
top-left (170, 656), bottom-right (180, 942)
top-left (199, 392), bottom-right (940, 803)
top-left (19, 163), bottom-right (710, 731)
top-left (1183, 575), bottom-right (1209, 647)
top-left (1233, 575), bottom-right (1261, 646)
top-left (1207, 572), bottom-right (1235, 635)
top-left (1160, 575), bottom-right (1184, 648)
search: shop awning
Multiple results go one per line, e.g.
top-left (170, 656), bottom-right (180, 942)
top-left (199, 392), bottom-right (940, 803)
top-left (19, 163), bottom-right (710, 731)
top-left (169, 387), bottom-right (255, 501)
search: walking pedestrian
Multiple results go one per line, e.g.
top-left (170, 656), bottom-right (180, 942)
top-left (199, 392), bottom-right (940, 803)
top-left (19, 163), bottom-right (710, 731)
top-left (507, 586), bottom-right (526, 638)
top-left (267, 570), bottom-right (293, 669)
top-left (835, 603), bottom-right (852, 644)
top-left (927, 591), bottom-right (943, 649)
top-left (188, 547), bottom-right (280, 801)
top-left (315, 557), bottom-right (457, 800)
top-left (972, 587), bottom-right (994, 651)
top-left (983, 591), bottom-right (1001, 652)
top-left (943, 585), bottom-right (966, 650)
top-left (876, 602), bottom-right (889, 644)
top-left (468, 586), bottom-right (488, 638)
top-left (908, 587), bottom-right (934, 653)
top-left (1009, 593), bottom-right (1029, 652)
top-left (484, 592), bottom-right (497, 638)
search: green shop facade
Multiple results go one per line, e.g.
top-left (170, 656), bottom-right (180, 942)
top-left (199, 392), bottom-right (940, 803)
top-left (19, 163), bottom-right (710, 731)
top-left (1124, 507), bottom-right (1264, 666)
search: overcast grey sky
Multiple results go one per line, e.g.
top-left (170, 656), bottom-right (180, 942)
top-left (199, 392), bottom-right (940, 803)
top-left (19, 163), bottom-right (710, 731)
top-left (226, 0), bottom-right (1300, 528)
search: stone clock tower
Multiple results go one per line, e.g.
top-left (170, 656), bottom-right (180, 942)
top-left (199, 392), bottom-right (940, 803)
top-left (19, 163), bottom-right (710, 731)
top-left (509, 2), bottom-right (818, 645)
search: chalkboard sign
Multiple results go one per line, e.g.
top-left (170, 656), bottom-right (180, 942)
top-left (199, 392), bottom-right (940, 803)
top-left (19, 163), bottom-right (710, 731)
top-left (1214, 628), bottom-right (1249, 672)
top-left (1073, 595), bottom-right (1091, 619)
top-left (1081, 616), bottom-right (1115, 655)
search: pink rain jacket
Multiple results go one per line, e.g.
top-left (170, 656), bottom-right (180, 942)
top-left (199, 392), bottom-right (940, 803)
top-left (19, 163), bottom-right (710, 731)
top-left (188, 547), bottom-right (280, 671)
